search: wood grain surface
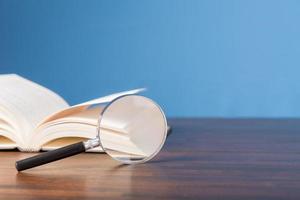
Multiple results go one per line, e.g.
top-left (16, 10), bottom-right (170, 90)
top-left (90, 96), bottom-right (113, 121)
top-left (1, 118), bottom-right (300, 200)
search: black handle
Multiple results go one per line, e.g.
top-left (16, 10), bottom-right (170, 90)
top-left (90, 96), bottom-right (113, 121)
top-left (16, 142), bottom-right (86, 171)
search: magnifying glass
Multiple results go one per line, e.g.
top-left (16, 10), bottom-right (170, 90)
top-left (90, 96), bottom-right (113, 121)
top-left (16, 95), bottom-right (167, 171)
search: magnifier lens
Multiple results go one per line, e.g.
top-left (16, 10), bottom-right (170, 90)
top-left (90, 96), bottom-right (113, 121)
top-left (99, 95), bottom-right (167, 164)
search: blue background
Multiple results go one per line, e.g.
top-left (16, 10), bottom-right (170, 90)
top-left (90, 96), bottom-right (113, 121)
top-left (1, 0), bottom-right (300, 117)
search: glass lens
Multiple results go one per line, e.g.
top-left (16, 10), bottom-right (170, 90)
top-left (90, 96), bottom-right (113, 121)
top-left (98, 95), bottom-right (167, 164)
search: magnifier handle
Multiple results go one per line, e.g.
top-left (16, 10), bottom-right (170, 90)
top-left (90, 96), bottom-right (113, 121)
top-left (16, 142), bottom-right (85, 171)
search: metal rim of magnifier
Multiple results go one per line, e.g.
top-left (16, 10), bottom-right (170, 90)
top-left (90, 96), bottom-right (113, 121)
top-left (97, 94), bottom-right (168, 164)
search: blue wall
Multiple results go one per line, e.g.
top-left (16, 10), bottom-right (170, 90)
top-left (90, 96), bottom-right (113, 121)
top-left (1, 0), bottom-right (300, 117)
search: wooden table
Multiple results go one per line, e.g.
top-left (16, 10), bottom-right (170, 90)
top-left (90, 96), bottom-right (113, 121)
top-left (1, 118), bottom-right (300, 199)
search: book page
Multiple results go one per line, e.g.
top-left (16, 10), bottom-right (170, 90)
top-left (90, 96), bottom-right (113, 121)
top-left (77, 88), bottom-right (145, 106)
top-left (0, 74), bottom-right (69, 147)
top-left (36, 88), bottom-right (145, 126)
top-left (32, 89), bottom-right (145, 151)
top-left (0, 136), bottom-right (16, 149)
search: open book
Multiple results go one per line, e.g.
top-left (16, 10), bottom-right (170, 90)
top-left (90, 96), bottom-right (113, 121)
top-left (0, 74), bottom-right (168, 153)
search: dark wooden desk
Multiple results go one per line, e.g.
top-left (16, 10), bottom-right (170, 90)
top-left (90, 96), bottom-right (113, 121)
top-left (1, 118), bottom-right (300, 199)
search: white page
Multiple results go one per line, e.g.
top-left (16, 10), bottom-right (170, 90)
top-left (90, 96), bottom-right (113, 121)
top-left (35, 88), bottom-right (145, 127)
top-left (0, 74), bottom-right (69, 146)
top-left (77, 88), bottom-right (145, 106)
top-left (32, 89), bottom-right (145, 151)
